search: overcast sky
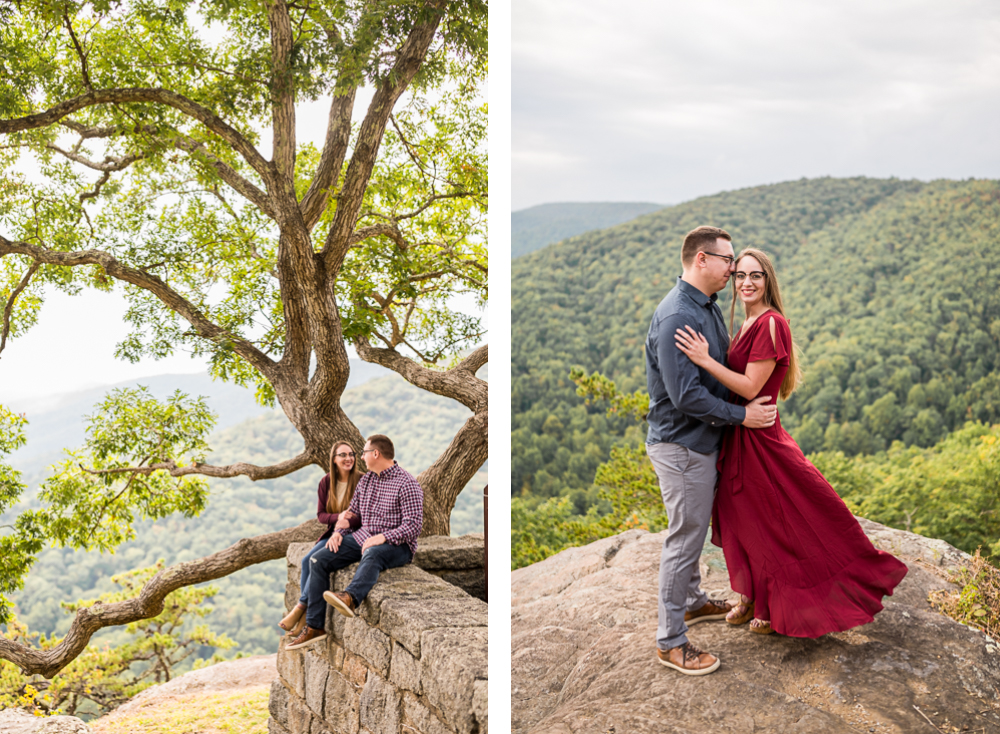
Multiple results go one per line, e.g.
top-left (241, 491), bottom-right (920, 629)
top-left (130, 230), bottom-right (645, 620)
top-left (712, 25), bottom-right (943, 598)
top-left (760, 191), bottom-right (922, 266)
top-left (513, 0), bottom-right (1000, 211)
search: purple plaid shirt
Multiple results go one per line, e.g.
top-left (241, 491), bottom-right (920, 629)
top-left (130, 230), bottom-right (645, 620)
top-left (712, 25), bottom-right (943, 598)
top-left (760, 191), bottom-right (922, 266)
top-left (336, 462), bottom-right (423, 556)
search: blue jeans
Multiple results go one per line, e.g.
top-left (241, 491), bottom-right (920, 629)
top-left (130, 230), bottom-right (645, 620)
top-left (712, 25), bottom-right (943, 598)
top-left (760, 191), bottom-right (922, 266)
top-left (297, 539), bottom-right (328, 605)
top-left (304, 534), bottom-right (413, 630)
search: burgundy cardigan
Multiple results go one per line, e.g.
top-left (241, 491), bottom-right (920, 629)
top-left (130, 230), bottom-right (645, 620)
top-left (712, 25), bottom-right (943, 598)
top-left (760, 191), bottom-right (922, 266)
top-left (316, 474), bottom-right (362, 541)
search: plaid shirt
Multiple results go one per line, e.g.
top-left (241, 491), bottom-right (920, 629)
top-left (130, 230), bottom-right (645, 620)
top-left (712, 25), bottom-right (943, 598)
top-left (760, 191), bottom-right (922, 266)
top-left (336, 462), bottom-right (423, 556)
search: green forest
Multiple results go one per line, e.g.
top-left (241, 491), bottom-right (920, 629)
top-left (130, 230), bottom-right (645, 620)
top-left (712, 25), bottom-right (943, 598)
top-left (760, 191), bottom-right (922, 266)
top-left (5, 371), bottom-right (486, 661)
top-left (512, 176), bottom-right (1000, 566)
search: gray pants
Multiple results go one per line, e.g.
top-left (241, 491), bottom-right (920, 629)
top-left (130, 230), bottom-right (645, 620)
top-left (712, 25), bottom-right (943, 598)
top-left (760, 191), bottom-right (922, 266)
top-left (646, 442), bottom-right (718, 651)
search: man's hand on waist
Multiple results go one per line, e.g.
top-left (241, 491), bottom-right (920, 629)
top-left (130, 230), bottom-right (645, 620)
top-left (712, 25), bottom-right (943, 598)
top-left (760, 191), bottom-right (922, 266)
top-left (742, 395), bottom-right (777, 429)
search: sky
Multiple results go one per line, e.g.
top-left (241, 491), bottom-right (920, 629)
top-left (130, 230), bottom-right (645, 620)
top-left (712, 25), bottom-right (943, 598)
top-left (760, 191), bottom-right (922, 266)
top-left (512, 0), bottom-right (1000, 212)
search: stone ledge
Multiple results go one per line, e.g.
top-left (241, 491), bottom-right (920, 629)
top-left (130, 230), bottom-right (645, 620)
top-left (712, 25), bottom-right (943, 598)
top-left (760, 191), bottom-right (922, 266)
top-left (275, 534), bottom-right (488, 734)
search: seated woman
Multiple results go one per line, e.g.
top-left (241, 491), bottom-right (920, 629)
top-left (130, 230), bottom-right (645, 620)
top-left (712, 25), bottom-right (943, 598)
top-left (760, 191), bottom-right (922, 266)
top-left (278, 440), bottom-right (363, 635)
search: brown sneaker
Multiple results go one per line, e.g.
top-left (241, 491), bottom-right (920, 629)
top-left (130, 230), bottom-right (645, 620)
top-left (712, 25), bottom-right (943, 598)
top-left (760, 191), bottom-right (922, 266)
top-left (286, 625), bottom-right (327, 650)
top-left (657, 642), bottom-right (721, 676)
top-left (685, 598), bottom-right (733, 625)
top-left (324, 590), bottom-right (356, 618)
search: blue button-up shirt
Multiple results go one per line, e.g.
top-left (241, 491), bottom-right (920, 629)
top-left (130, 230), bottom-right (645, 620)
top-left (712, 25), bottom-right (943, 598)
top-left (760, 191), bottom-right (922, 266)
top-left (645, 278), bottom-right (746, 453)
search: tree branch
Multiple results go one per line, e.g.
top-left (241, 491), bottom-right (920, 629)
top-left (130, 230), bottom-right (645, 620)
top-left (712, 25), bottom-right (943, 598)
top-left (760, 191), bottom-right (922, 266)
top-left (63, 12), bottom-right (94, 92)
top-left (171, 135), bottom-right (275, 218)
top-left (0, 518), bottom-right (326, 677)
top-left (79, 450), bottom-right (312, 481)
top-left (0, 88), bottom-right (273, 185)
top-left (354, 335), bottom-right (486, 413)
top-left (299, 86), bottom-right (356, 230)
top-left (417, 409), bottom-right (488, 536)
top-left (45, 143), bottom-right (144, 172)
top-left (0, 261), bottom-right (40, 356)
top-left (267, 0), bottom-right (297, 184)
top-left (0, 237), bottom-right (276, 377)
top-left (322, 4), bottom-right (444, 271)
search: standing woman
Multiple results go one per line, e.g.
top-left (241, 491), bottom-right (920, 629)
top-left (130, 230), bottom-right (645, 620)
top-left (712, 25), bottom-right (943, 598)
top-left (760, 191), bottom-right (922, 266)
top-left (674, 248), bottom-right (907, 637)
top-left (278, 441), bottom-right (363, 635)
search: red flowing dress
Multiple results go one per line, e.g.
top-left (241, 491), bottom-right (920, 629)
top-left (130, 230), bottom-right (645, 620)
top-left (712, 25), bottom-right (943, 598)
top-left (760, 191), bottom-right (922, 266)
top-left (712, 310), bottom-right (908, 637)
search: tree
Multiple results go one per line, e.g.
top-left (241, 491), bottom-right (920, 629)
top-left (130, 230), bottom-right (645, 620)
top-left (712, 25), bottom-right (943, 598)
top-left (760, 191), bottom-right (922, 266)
top-left (0, 0), bottom-right (487, 677)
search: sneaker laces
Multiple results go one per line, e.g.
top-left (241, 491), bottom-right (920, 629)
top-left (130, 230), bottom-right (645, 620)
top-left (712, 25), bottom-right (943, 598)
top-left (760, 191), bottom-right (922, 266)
top-left (681, 642), bottom-right (707, 663)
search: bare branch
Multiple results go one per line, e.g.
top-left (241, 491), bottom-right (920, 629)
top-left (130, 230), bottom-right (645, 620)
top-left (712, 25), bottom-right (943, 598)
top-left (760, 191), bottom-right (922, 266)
top-left (0, 237), bottom-right (276, 377)
top-left (78, 170), bottom-right (110, 203)
top-left (354, 335), bottom-right (487, 413)
top-left (0, 518), bottom-right (326, 677)
top-left (79, 450), bottom-right (312, 481)
top-left (0, 261), bottom-right (40, 356)
top-left (0, 88), bottom-right (273, 185)
top-left (46, 143), bottom-right (144, 172)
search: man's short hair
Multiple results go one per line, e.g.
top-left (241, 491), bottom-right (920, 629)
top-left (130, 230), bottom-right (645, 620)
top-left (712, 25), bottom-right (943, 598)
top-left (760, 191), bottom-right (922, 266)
top-left (681, 226), bottom-right (732, 266)
top-left (367, 434), bottom-right (395, 460)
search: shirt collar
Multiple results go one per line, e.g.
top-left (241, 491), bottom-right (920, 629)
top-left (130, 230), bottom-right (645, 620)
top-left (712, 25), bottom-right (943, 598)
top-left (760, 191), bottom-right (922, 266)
top-left (676, 277), bottom-right (718, 307)
top-left (373, 460), bottom-right (399, 478)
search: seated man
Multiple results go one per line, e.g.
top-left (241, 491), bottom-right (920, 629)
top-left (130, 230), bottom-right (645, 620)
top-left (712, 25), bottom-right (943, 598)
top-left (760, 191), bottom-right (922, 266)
top-left (287, 433), bottom-right (423, 650)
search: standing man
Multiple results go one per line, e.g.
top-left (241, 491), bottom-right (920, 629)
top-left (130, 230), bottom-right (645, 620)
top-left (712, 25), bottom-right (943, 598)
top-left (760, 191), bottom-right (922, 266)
top-left (646, 226), bottom-right (777, 675)
top-left (288, 434), bottom-right (423, 650)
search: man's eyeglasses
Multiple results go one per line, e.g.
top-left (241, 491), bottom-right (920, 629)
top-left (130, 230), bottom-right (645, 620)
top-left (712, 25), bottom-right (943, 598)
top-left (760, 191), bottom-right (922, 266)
top-left (734, 271), bottom-right (766, 283)
top-left (361, 448), bottom-right (376, 455)
top-left (334, 452), bottom-right (355, 458)
top-left (701, 251), bottom-right (735, 266)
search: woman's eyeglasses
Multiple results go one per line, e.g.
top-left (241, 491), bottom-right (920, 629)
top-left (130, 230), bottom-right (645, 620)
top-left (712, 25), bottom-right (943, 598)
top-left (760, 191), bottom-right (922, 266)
top-left (734, 271), bottom-right (765, 283)
top-left (335, 452), bottom-right (356, 458)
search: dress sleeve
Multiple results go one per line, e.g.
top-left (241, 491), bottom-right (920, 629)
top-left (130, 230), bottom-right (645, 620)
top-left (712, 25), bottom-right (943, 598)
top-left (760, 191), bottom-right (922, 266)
top-left (748, 313), bottom-right (791, 364)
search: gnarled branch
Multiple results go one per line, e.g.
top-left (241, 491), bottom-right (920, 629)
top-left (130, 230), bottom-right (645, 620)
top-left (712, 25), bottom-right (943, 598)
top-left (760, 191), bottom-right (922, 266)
top-left (354, 335), bottom-right (487, 413)
top-left (80, 450), bottom-right (312, 481)
top-left (0, 518), bottom-right (326, 677)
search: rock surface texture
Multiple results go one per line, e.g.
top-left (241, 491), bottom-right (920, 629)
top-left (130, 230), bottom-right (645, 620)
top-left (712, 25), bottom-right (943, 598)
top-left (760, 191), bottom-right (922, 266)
top-left (511, 518), bottom-right (1000, 734)
top-left (270, 534), bottom-right (488, 734)
top-left (0, 710), bottom-right (91, 734)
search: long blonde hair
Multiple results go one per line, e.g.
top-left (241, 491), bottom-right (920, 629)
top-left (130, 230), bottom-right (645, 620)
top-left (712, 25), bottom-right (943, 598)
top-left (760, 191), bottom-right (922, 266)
top-left (728, 247), bottom-right (802, 400)
top-left (327, 441), bottom-right (363, 513)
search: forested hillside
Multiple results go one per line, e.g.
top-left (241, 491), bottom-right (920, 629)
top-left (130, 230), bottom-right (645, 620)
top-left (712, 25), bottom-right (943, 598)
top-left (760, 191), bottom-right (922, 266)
top-left (8, 370), bottom-right (485, 660)
top-left (512, 202), bottom-right (664, 258)
top-left (512, 177), bottom-right (1000, 506)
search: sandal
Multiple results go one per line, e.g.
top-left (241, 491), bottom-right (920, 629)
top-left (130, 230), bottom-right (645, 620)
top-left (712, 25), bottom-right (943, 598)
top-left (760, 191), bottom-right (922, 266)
top-left (726, 596), bottom-right (754, 626)
top-left (278, 603), bottom-right (306, 634)
top-left (749, 618), bottom-right (774, 635)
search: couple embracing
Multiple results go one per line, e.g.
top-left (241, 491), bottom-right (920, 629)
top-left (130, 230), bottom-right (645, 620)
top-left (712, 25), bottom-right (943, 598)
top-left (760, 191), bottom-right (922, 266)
top-left (647, 226), bottom-right (907, 675)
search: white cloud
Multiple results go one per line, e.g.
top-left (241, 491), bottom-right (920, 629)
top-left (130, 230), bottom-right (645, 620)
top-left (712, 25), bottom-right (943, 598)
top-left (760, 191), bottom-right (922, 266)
top-left (513, 0), bottom-right (1000, 209)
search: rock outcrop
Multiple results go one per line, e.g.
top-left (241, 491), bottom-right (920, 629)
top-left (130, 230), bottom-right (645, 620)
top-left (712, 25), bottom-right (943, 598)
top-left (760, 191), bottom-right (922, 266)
top-left (512, 518), bottom-right (1000, 734)
top-left (0, 709), bottom-right (90, 734)
top-left (269, 534), bottom-right (488, 734)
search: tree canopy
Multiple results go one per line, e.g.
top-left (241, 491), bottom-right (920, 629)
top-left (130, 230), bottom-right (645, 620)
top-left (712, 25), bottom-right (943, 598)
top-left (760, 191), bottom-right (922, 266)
top-left (512, 177), bottom-right (1000, 506)
top-left (0, 0), bottom-right (487, 677)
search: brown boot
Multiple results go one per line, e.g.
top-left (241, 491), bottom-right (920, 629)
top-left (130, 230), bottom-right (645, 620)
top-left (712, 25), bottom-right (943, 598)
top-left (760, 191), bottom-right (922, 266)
top-left (286, 625), bottom-right (327, 651)
top-left (685, 598), bottom-right (734, 625)
top-left (656, 642), bottom-right (720, 676)
top-left (324, 590), bottom-right (356, 618)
